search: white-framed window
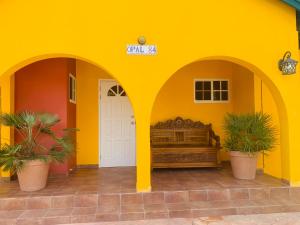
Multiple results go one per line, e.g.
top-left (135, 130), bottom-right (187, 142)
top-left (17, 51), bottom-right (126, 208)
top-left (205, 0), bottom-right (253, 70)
top-left (69, 73), bottom-right (76, 104)
top-left (194, 79), bottom-right (229, 103)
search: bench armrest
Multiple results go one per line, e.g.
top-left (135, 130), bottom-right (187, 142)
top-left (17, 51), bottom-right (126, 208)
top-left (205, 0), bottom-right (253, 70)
top-left (209, 129), bottom-right (221, 149)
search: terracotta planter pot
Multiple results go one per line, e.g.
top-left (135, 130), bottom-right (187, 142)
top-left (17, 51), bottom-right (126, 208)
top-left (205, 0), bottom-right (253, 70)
top-left (17, 160), bottom-right (50, 192)
top-left (230, 151), bottom-right (258, 180)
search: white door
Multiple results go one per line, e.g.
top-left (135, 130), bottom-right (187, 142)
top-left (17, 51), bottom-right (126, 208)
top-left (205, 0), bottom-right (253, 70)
top-left (99, 80), bottom-right (136, 167)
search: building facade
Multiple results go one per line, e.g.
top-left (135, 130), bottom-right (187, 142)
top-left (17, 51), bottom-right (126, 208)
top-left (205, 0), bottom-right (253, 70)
top-left (0, 0), bottom-right (300, 192)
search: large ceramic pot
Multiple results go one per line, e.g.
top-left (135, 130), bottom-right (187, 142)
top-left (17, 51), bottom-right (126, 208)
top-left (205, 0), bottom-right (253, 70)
top-left (17, 160), bottom-right (50, 192)
top-left (230, 151), bottom-right (258, 180)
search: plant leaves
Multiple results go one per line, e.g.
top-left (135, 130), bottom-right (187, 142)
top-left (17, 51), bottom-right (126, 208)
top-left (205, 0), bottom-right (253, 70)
top-left (0, 112), bottom-right (77, 175)
top-left (223, 112), bottom-right (277, 154)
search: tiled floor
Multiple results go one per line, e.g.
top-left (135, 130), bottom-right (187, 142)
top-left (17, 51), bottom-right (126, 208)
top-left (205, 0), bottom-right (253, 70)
top-left (0, 165), bottom-right (286, 197)
top-left (69, 218), bottom-right (193, 225)
top-left (65, 213), bottom-right (300, 225)
top-left (1, 166), bottom-right (300, 224)
top-left (194, 213), bottom-right (300, 225)
top-left (152, 166), bottom-right (285, 191)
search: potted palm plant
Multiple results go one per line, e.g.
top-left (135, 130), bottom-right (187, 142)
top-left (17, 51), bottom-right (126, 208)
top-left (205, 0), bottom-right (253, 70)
top-left (0, 112), bottom-right (75, 191)
top-left (223, 112), bottom-right (276, 180)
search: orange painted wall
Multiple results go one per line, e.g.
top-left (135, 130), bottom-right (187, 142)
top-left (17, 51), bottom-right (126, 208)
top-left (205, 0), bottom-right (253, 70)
top-left (14, 58), bottom-right (76, 175)
top-left (66, 59), bottom-right (77, 170)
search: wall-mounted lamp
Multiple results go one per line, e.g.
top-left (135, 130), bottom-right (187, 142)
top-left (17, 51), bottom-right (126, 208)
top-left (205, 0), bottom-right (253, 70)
top-left (137, 36), bottom-right (146, 45)
top-left (278, 51), bottom-right (298, 75)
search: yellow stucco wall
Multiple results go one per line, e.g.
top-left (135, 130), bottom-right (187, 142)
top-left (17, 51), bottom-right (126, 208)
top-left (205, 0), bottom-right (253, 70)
top-left (151, 61), bottom-right (234, 161)
top-left (150, 60), bottom-right (281, 179)
top-left (232, 66), bottom-right (255, 114)
top-left (75, 58), bottom-right (283, 180)
top-left (76, 60), bottom-right (112, 166)
top-left (0, 0), bottom-right (299, 190)
top-left (0, 75), bottom-right (14, 178)
top-left (254, 76), bottom-right (282, 179)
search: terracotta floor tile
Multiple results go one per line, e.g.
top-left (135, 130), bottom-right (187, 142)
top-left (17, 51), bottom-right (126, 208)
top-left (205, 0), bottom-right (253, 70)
top-left (165, 191), bottom-right (188, 203)
top-left (99, 194), bottom-right (120, 207)
top-left (121, 204), bottom-right (144, 213)
top-left (207, 189), bottom-right (230, 201)
top-left (169, 209), bottom-right (192, 218)
top-left (249, 188), bottom-right (270, 200)
top-left (71, 215), bottom-right (96, 223)
top-left (0, 166), bottom-right (288, 198)
top-left (167, 203), bottom-right (191, 211)
top-left (0, 164), bottom-right (291, 223)
top-left (120, 212), bottom-right (144, 221)
top-left (190, 201), bottom-right (212, 210)
top-left (208, 200), bottom-right (232, 209)
top-left (26, 196), bottom-right (52, 209)
top-left (51, 195), bottom-right (74, 209)
top-left (97, 205), bottom-right (120, 213)
top-left (16, 218), bottom-right (43, 225)
top-left (95, 213), bottom-right (120, 222)
top-left (0, 198), bottom-right (26, 210)
top-left (41, 216), bottom-right (71, 225)
top-left (45, 208), bottom-right (73, 217)
top-left (236, 206), bottom-right (265, 215)
top-left (229, 188), bottom-right (249, 200)
top-left (74, 194), bottom-right (98, 207)
top-left (72, 207), bottom-right (97, 215)
top-left (145, 211), bottom-right (169, 219)
top-left (19, 209), bottom-right (47, 218)
top-left (121, 193), bottom-right (143, 205)
top-left (228, 199), bottom-right (254, 208)
top-left (192, 208), bottom-right (236, 218)
top-left (0, 210), bottom-right (24, 219)
top-left (143, 192), bottom-right (165, 204)
top-left (189, 190), bottom-right (208, 202)
top-left (270, 187), bottom-right (290, 199)
top-left (0, 218), bottom-right (17, 225)
top-left (290, 187), bottom-right (300, 199)
top-left (144, 204), bottom-right (167, 212)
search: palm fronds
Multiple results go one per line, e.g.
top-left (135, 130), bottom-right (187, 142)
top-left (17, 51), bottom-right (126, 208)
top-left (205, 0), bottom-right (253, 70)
top-left (0, 112), bottom-right (76, 174)
top-left (223, 113), bottom-right (277, 154)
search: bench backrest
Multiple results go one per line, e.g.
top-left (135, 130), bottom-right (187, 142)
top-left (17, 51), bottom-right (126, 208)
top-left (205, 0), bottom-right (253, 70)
top-left (150, 117), bottom-right (213, 147)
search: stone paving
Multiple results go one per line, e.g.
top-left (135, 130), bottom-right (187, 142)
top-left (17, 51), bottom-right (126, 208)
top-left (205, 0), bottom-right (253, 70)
top-left (66, 213), bottom-right (300, 225)
top-left (0, 166), bottom-right (286, 197)
top-left (68, 218), bottom-right (192, 225)
top-left (1, 167), bottom-right (300, 224)
top-left (195, 213), bottom-right (300, 225)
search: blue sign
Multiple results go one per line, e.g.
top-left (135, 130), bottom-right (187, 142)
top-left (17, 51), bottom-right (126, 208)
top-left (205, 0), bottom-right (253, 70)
top-left (127, 45), bottom-right (157, 55)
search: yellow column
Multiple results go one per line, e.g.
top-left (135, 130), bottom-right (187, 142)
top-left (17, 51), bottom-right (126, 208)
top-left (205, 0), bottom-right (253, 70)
top-left (277, 75), bottom-right (300, 186)
top-left (135, 106), bottom-right (152, 192)
top-left (0, 74), bottom-right (14, 179)
top-left (286, 106), bottom-right (300, 186)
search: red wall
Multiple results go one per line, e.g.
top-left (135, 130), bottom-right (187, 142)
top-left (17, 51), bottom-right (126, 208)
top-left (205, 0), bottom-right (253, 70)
top-left (15, 58), bottom-right (76, 175)
top-left (66, 59), bottom-right (77, 170)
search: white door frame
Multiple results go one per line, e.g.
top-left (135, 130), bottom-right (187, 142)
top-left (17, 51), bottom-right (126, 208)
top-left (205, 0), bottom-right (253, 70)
top-left (98, 79), bottom-right (136, 167)
top-left (98, 79), bottom-right (112, 168)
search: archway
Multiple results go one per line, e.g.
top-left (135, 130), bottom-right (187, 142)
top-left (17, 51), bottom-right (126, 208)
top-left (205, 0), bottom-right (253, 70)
top-left (0, 56), bottom-right (137, 185)
top-left (150, 58), bottom-right (287, 184)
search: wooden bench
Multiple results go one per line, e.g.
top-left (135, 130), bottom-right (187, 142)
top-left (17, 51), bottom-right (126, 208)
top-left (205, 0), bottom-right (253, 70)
top-left (150, 117), bottom-right (221, 169)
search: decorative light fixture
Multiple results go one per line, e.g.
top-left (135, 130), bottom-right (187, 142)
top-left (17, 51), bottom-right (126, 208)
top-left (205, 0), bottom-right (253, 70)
top-left (137, 36), bottom-right (146, 45)
top-left (278, 51), bottom-right (298, 75)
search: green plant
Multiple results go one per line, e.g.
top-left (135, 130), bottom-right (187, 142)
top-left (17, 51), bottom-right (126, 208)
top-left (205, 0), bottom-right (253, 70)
top-left (0, 112), bottom-right (76, 174)
top-left (223, 112), bottom-right (277, 154)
